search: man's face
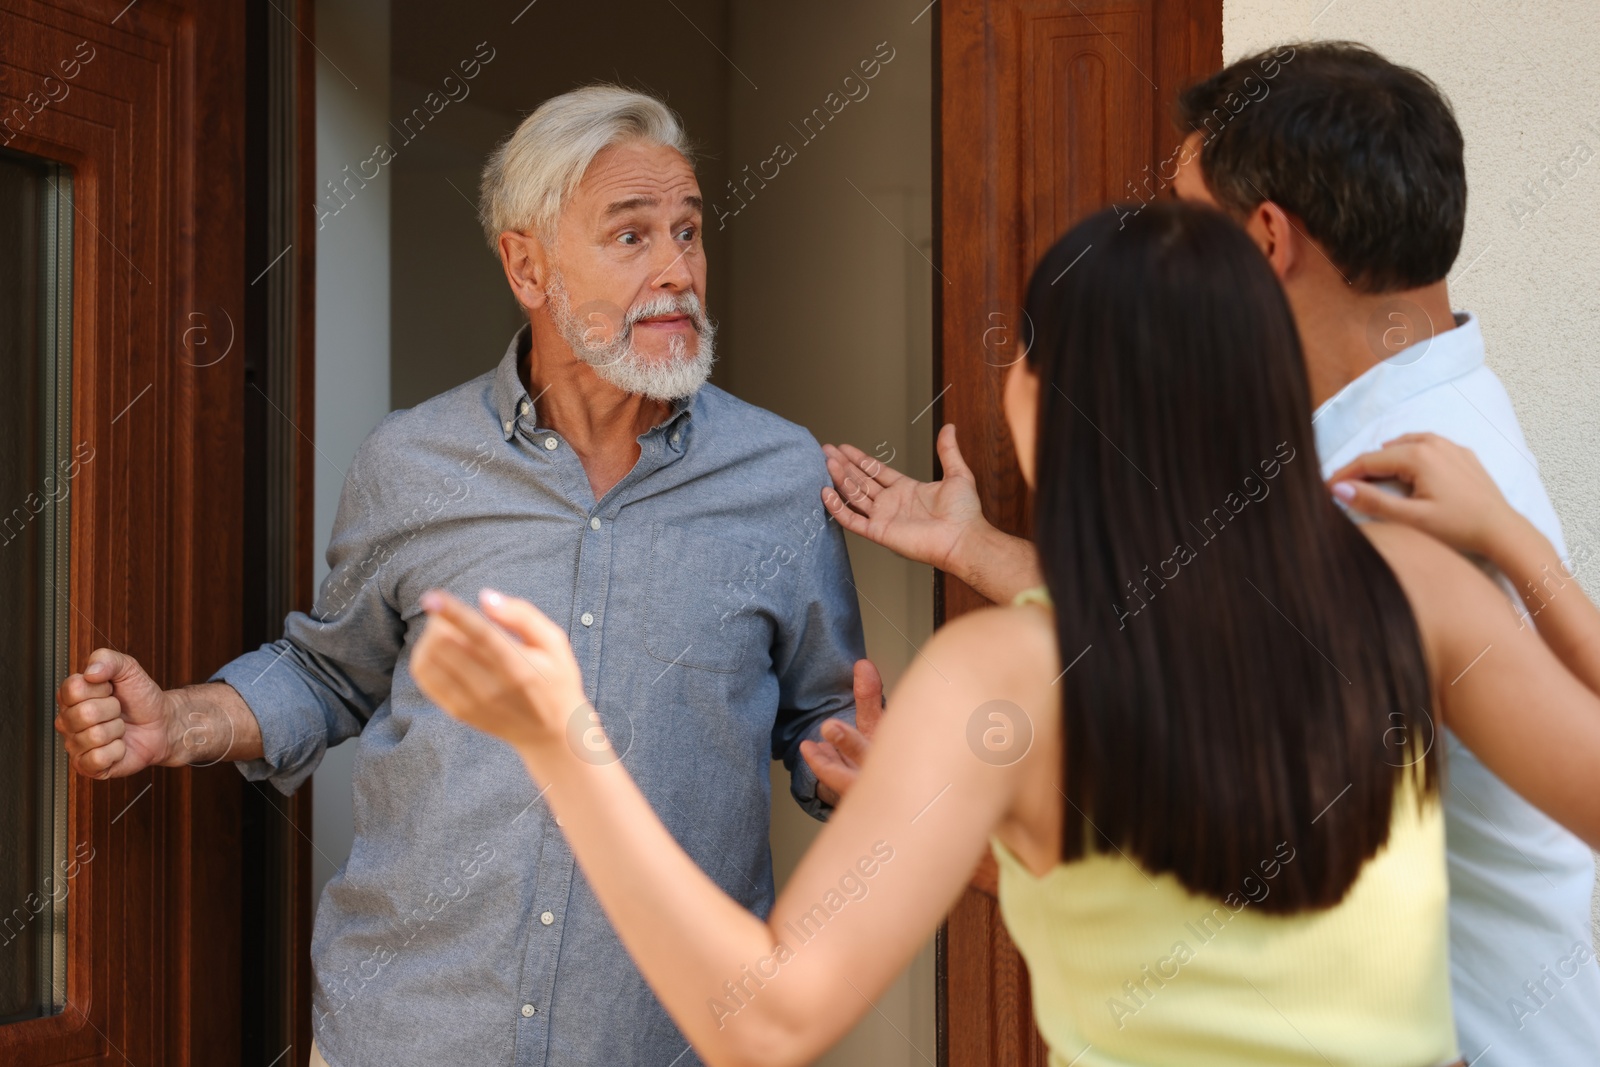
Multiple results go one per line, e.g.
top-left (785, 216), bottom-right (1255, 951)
top-left (1172, 131), bottom-right (1220, 209)
top-left (545, 141), bottom-right (714, 399)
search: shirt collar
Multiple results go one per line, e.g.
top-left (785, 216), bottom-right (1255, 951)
top-left (491, 325), bottom-right (532, 440)
top-left (491, 323), bottom-right (697, 447)
top-left (1311, 311), bottom-right (1483, 461)
top-left (649, 394), bottom-right (696, 454)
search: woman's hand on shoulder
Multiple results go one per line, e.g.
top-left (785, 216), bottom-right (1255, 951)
top-left (1327, 432), bottom-right (1526, 558)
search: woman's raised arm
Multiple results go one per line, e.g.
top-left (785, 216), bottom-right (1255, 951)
top-left (410, 587), bottom-right (1057, 1067)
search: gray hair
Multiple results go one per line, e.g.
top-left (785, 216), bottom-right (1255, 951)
top-left (478, 84), bottom-right (693, 251)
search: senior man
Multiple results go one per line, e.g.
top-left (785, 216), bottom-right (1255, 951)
top-left (55, 85), bottom-right (875, 1067)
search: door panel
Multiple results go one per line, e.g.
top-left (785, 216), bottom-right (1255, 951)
top-left (934, 1), bottom-right (1220, 1063)
top-left (0, 0), bottom-right (246, 1062)
top-left (0, 138), bottom-right (74, 1034)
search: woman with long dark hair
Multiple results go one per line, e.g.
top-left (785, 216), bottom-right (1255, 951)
top-left (408, 202), bottom-right (1600, 1066)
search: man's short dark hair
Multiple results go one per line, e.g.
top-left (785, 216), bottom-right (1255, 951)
top-left (1177, 41), bottom-right (1466, 293)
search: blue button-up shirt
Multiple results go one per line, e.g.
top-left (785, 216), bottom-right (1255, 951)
top-left (211, 326), bottom-right (866, 1066)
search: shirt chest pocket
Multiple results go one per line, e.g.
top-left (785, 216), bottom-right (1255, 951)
top-left (644, 523), bottom-right (796, 674)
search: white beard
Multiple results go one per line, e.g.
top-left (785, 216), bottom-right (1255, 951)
top-left (546, 272), bottom-right (717, 402)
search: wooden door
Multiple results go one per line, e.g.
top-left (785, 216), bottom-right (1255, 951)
top-left (933, 1), bottom-right (1221, 1063)
top-left (0, 0), bottom-right (251, 1062)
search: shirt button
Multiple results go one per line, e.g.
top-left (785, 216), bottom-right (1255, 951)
top-left (670, 431), bottom-right (681, 446)
top-left (543, 436), bottom-right (558, 451)
top-left (502, 419), bottom-right (513, 435)
top-left (521, 1003), bottom-right (536, 1018)
top-left (580, 612), bottom-right (594, 627)
top-left (519, 400), bottom-right (530, 415)
top-left (589, 516), bottom-right (601, 531)
top-left (540, 911), bottom-right (554, 926)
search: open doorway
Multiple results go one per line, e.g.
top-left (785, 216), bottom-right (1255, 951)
top-left (310, 1), bottom-right (937, 1063)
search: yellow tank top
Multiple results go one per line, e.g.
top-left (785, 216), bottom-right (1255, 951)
top-left (996, 587), bottom-right (1459, 1066)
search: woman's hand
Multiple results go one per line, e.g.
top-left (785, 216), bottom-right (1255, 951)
top-left (1327, 432), bottom-right (1527, 558)
top-left (411, 588), bottom-right (591, 756)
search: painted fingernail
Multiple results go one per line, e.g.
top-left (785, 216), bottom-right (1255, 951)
top-left (421, 591), bottom-right (442, 611)
top-left (1331, 481), bottom-right (1357, 502)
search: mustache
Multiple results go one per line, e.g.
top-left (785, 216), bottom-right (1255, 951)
top-left (622, 292), bottom-right (708, 336)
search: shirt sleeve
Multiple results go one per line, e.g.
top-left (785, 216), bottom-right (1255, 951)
top-left (209, 435), bottom-right (406, 795)
top-left (769, 471), bottom-right (868, 822)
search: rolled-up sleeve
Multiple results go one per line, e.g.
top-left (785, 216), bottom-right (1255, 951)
top-left (769, 463), bottom-right (868, 820)
top-left (210, 439), bottom-right (406, 794)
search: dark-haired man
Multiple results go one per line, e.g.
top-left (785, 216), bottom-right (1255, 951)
top-left (819, 41), bottom-right (1600, 1063)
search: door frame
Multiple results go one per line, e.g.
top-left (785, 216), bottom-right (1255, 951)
top-left (0, 0), bottom-right (247, 1061)
top-left (238, 0), bottom-right (319, 1062)
top-left (932, 2), bottom-right (1223, 1063)
top-left (0, 0), bottom-right (318, 1062)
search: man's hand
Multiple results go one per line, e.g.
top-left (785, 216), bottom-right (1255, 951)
top-left (55, 649), bottom-right (181, 779)
top-left (803, 659), bottom-right (885, 806)
top-left (823, 424), bottom-right (1042, 604)
top-left (821, 424), bottom-right (989, 575)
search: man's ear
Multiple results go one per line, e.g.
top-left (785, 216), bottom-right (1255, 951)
top-left (498, 230), bottom-right (551, 311)
top-left (1243, 199), bottom-right (1299, 282)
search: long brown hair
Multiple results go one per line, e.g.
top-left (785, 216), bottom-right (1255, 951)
top-left (1026, 202), bottom-right (1436, 912)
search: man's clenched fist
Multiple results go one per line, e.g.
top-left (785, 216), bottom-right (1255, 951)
top-left (55, 649), bottom-right (180, 778)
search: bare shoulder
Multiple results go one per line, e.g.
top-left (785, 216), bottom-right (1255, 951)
top-left (1356, 519), bottom-right (1517, 673)
top-left (920, 601), bottom-right (1060, 704)
top-left (928, 604), bottom-right (1065, 867)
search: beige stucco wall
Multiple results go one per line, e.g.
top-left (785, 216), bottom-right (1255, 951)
top-left (1224, 0), bottom-right (1600, 943)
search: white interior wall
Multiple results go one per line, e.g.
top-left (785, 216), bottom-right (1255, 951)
top-left (1224, 0), bottom-right (1600, 942)
top-left (310, 0), bottom-right (390, 908)
top-left (387, 80), bottom-right (524, 412)
top-left (725, 4), bottom-right (938, 1065)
